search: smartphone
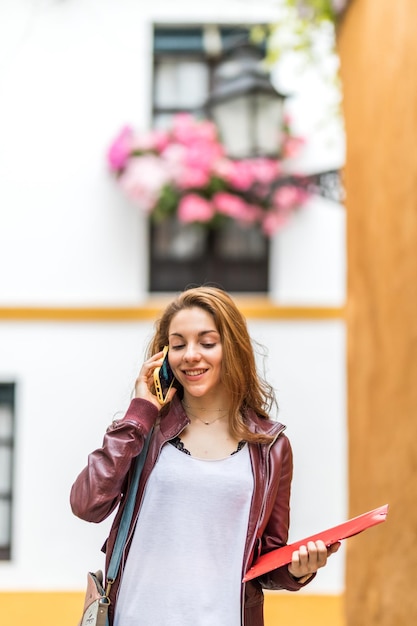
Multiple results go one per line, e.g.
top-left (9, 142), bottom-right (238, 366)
top-left (153, 345), bottom-right (176, 405)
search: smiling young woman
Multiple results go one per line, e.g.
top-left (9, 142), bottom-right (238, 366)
top-left (147, 287), bottom-right (278, 446)
top-left (70, 286), bottom-right (339, 626)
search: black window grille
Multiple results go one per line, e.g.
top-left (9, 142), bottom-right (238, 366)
top-left (150, 26), bottom-right (269, 293)
top-left (0, 383), bottom-right (15, 560)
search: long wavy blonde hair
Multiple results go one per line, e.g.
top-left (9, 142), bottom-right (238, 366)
top-left (147, 286), bottom-right (277, 444)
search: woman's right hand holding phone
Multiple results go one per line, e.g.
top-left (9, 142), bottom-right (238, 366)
top-left (134, 351), bottom-right (176, 409)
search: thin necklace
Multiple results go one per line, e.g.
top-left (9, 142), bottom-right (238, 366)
top-left (186, 409), bottom-right (228, 426)
top-left (182, 403), bottom-right (229, 426)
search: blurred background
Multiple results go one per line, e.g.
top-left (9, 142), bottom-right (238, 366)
top-left (1, 1), bottom-right (414, 625)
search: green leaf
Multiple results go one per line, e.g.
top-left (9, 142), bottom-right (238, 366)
top-left (151, 185), bottom-right (180, 222)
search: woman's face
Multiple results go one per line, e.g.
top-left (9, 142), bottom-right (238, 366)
top-left (167, 306), bottom-right (224, 401)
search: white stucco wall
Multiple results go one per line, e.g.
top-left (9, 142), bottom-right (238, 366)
top-left (0, 0), bottom-right (346, 595)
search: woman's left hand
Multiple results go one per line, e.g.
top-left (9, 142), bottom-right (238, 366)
top-left (287, 540), bottom-right (340, 582)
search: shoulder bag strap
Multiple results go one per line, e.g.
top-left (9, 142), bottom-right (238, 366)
top-left (106, 428), bottom-right (153, 586)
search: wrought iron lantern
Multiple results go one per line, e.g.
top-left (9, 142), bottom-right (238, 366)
top-left (205, 43), bottom-right (287, 159)
top-left (205, 41), bottom-right (343, 204)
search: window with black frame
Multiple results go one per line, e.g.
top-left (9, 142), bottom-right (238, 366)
top-left (0, 383), bottom-right (14, 560)
top-left (150, 26), bottom-right (269, 293)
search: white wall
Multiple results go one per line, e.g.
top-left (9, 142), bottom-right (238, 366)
top-left (271, 197), bottom-right (345, 306)
top-left (0, 0), bottom-right (346, 595)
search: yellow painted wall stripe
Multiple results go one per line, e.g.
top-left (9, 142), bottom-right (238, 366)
top-left (0, 591), bottom-right (345, 626)
top-left (0, 302), bottom-right (345, 322)
top-left (265, 593), bottom-right (345, 626)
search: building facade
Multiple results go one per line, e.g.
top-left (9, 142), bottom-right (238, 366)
top-left (0, 2), bottom-right (346, 624)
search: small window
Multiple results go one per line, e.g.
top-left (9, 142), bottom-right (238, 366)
top-left (0, 383), bottom-right (15, 560)
top-left (150, 26), bottom-right (269, 293)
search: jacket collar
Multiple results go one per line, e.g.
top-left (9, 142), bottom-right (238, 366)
top-left (246, 410), bottom-right (287, 438)
top-left (158, 394), bottom-right (190, 440)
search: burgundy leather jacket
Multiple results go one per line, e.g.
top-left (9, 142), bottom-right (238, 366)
top-left (70, 396), bottom-right (312, 626)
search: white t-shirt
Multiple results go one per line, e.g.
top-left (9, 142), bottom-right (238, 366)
top-left (114, 441), bottom-right (254, 626)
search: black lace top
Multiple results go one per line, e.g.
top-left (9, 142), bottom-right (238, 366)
top-left (169, 436), bottom-right (246, 456)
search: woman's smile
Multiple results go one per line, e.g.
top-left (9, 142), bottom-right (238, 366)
top-left (168, 306), bottom-right (226, 402)
top-left (182, 368), bottom-right (207, 377)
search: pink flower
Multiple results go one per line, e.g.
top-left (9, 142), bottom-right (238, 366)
top-left (133, 129), bottom-right (169, 153)
top-left (213, 192), bottom-right (259, 223)
top-left (171, 114), bottom-right (219, 146)
top-left (189, 119), bottom-right (219, 145)
top-left (176, 166), bottom-right (210, 189)
top-left (161, 143), bottom-right (186, 166)
top-left (262, 210), bottom-right (290, 236)
top-left (162, 144), bottom-right (210, 189)
top-left (272, 185), bottom-right (307, 210)
top-left (263, 185), bottom-right (309, 235)
top-left (212, 157), bottom-right (235, 179)
top-left (282, 135), bottom-right (305, 159)
top-left (184, 140), bottom-right (224, 172)
top-left (107, 126), bottom-right (134, 171)
top-left (170, 114), bottom-right (198, 145)
top-left (249, 158), bottom-right (281, 184)
top-left (177, 194), bottom-right (215, 223)
top-left (118, 155), bottom-right (172, 212)
top-left (224, 160), bottom-right (255, 191)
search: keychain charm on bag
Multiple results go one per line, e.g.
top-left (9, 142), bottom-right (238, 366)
top-left (78, 570), bottom-right (110, 626)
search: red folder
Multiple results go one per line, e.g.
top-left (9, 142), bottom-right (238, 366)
top-left (243, 503), bottom-right (389, 582)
